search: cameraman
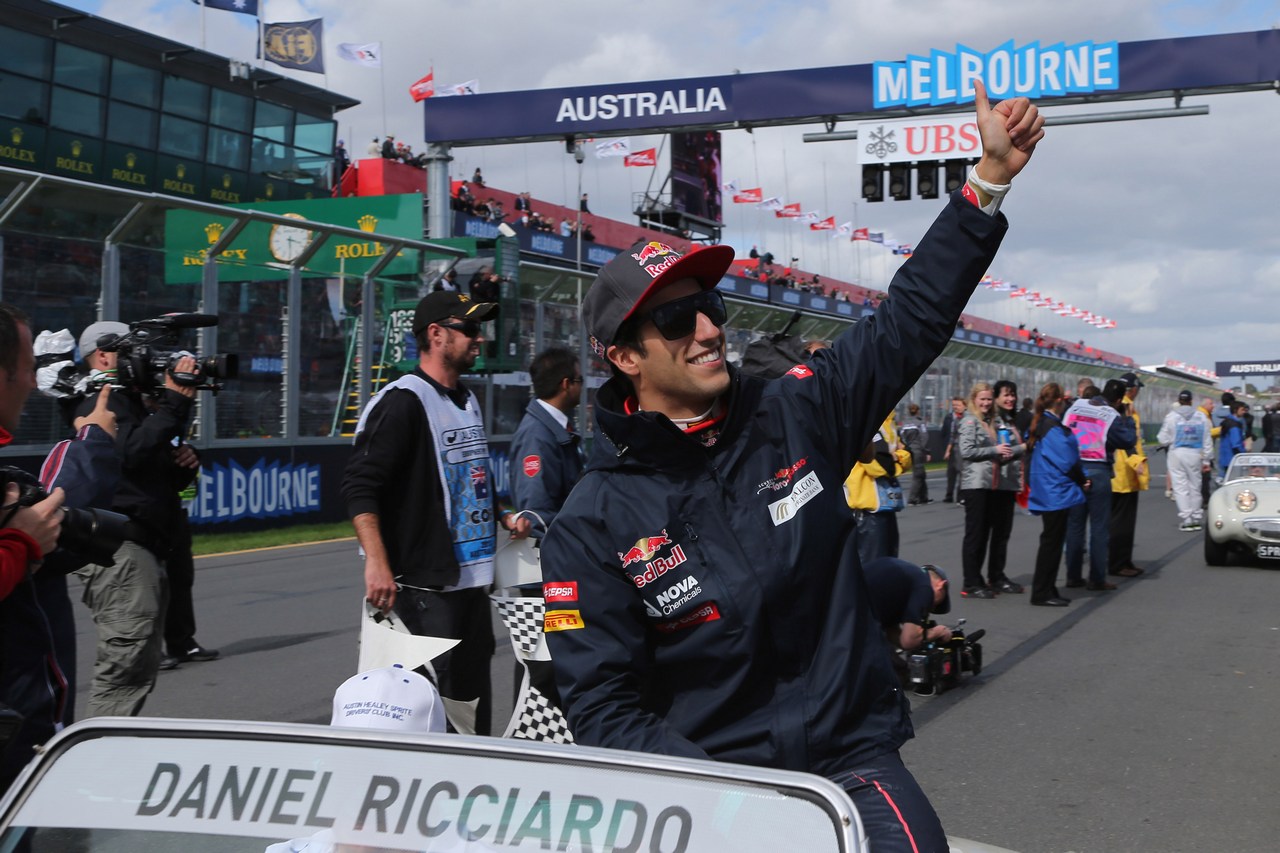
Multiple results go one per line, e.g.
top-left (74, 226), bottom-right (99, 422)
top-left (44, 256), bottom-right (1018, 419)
top-left (862, 557), bottom-right (953, 651)
top-left (1, 304), bottom-right (119, 791)
top-left (71, 320), bottom-right (200, 717)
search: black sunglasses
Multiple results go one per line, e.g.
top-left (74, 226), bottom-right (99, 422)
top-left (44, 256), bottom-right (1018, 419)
top-left (639, 290), bottom-right (727, 341)
top-left (437, 319), bottom-right (482, 338)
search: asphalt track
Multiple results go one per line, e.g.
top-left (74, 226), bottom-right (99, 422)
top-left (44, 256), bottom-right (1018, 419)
top-left (67, 456), bottom-right (1280, 853)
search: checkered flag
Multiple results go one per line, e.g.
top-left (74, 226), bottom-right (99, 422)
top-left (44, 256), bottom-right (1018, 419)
top-left (490, 594), bottom-right (550, 661)
top-left (504, 679), bottom-right (574, 743)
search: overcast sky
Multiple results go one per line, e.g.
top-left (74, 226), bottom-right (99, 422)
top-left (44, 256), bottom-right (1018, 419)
top-left (67, 0), bottom-right (1280, 386)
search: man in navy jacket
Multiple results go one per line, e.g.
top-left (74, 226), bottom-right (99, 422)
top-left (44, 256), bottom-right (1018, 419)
top-left (540, 83), bottom-right (1044, 852)
top-left (508, 347), bottom-right (584, 537)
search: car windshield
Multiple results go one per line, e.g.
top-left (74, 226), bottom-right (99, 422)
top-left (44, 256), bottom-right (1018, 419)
top-left (1225, 455), bottom-right (1280, 483)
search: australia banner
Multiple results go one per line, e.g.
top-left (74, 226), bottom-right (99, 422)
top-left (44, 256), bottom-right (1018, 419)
top-left (261, 19), bottom-right (325, 73)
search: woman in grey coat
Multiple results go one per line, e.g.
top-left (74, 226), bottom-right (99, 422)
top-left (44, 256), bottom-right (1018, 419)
top-left (958, 380), bottom-right (1025, 598)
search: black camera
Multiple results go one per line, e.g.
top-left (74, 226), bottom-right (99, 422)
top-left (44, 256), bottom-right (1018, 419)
top-left (0, 466), bottom-right (130, 567)
top-left (90, 313), bottom-right (238, 397)
top-left (904, 619), bottom-right (985, 697)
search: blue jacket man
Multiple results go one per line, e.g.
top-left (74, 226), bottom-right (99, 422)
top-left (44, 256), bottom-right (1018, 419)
top-left (508, 347), bottom-right (584, 537)
top-left (540, 84), bottom-right (1045, 853)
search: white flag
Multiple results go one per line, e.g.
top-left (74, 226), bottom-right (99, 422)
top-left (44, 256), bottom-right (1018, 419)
top-left (794, 211), bottom-right (819, 225)
top-left (436, 79), bottom-right (480, 97)
top-left (834, 221), bottom-right (853, 238)
top-left (595, 138), bottom-right (631, 158)
top-left (721, 178), bottom-right (740, 194)
top-left (337, 41), bottom-right (381, 67)
top-left (756, 196), bottom-right (784, 211)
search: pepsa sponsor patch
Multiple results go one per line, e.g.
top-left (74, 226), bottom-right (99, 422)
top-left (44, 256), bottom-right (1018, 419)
top-left (544, 609), bottom-right (584, 632)
top-left (522, 455), bottom-right (542, 477)
top-left (542, 581), bottom-right (578, 604)
top-left (654, 602), bottom-right (721, 633)
top-left (785, 364), bottom-right (813, 379)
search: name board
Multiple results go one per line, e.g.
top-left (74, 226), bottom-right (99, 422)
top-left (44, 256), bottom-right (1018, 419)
top-left (12, 731), bottom-right (849, 852)
top-left (1215, 360), bottom-right (1280, 376)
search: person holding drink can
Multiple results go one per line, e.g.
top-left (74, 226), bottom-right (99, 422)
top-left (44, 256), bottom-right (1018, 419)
top-left (958, 380), bottom-right (1026, 598)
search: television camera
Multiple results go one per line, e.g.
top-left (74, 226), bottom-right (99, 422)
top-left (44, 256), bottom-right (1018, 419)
top-left (904, 617), bottom-right (985, 696)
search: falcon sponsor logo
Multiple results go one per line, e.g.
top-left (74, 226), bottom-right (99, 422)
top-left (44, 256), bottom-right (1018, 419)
top-left (543, 581), bottom-right (578, 603)
top-left (522, 455), bottom-right (542, 477)
top-left (756, 457), bottom-right (808, 494)
top-left (785, 364), bottom-right (814, 379)
top-left (655, 602), bottom-right (721, 633)
top-left (544, 609), bottom-right (584, 632)
top-left (768, 470), bottom-right (824, 526)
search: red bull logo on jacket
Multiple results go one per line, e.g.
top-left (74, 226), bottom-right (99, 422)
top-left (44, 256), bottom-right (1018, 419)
top-left (617, 529), bottom-right (672, 567)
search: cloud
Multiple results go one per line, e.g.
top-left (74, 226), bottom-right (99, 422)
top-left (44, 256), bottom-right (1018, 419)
top-left (57, 0), bottom-right (1280, 373)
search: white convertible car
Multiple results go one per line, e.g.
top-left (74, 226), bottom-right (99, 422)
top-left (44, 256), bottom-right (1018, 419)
top-left (0, 718), bottom-right (1018, 853)
top-left (1205, 453), bottom-right (1280, 565)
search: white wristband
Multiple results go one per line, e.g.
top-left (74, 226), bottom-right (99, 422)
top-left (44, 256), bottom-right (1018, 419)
top-left (966, 168), bottom-right (1011, 216)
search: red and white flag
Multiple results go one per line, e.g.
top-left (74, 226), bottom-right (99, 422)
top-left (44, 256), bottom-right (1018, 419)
top-left (732, 187), bottom-right (763, 204)
top-left (624, 148), bottom-right (656, 167)
top-left (851, 227), bottom-right (870, 241)
top-left (595, 138), bottom-right (630, 158)
top-left (409, 70), bottom-right (434, 102)
top-left (775, 203), bottom-right (802, 218)
top-left (834, 222), bottom-right (853, 238)
top-left (809, 216), bottom-right (836, 231)
top-left (436, 79), bottom-right (480, 97)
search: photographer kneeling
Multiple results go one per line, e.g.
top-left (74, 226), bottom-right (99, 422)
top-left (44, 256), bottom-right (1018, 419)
top-left (862, 557), bottom-right (953, 652)
top-left (69, 321), bottom-right (199, 718)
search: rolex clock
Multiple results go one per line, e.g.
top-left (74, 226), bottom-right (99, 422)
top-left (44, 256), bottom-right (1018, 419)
top-left (269, 213), bottom-right (311, 262)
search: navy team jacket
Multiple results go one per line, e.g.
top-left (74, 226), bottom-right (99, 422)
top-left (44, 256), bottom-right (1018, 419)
top-left (541, 191), bottom-right (1007, 778)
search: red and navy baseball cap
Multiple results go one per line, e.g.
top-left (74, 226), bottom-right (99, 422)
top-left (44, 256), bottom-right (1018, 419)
top-left (583, 239), bottom-right (734, 357)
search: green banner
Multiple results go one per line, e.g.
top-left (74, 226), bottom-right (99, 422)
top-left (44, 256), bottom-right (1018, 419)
top-left (163, 193), bottom-right (426, 284)
top-left (47, 131), bottom-right (102, 181)
top-left (0, 122), bottom-right (45, 171)
top-left (156, 155), bottom-right (204, 199)
top-left (104, 145), bottom-right (154, 191)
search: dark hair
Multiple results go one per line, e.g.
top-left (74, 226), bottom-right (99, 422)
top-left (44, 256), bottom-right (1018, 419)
top-left (529, 347), bottom-right (578, 400)
top-left (603, 315), bottom-right (646, 393)
top-left (1221, 391), bottom-right (1236, 405)
top-left (1081, 385), bottom-right (1102, 399)
top-left (993, 379), bottom-right (1018, 421)
top-left (0, 303), bottom-right (30, 376)
top-left (414, 329), bottom-right (432, 354)
top-left (1026, 382), bottom-right (1065, 452)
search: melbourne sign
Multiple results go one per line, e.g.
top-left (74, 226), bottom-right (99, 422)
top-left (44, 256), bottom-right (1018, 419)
top-left (872, 40), bottom-right (1118, 107)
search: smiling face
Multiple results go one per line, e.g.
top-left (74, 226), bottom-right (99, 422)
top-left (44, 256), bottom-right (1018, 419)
top-left (973, 389), bottom-right (994, 416)
top-left (607, 278), bottom-right (729, 420)
top-left (996, 385), bottom-right (1016, 412)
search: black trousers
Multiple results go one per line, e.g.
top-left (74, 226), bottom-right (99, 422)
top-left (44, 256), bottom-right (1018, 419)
top-left (1032, 508), bottom-right (1070, 602)
top-left (945, 450), bottom-right (962, 500)
top-left (163, 514), bottom-right (197, 655)
top-left (1109, 491), bottom-right (1140, 572)
top-left (960, 489), bottom-right (1015, 589)
top-left (908, 450), bottom-right (929, 503)
top-left (394, 585), bottom-right (495, 736)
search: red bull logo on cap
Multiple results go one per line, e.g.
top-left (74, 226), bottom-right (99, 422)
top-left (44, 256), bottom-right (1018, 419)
top-left (631, 241), bottom-right (677, 264)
